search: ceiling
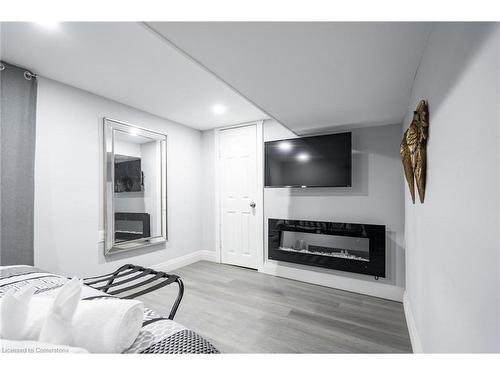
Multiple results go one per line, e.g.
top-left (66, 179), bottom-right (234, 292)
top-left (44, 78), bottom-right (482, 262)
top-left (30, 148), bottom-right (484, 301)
top-left (148, 22), bottom-right (433, 134)
top-left (1, 22), bottom-right (433, 134)
top-left (0, 22), bottom-right (267, 130)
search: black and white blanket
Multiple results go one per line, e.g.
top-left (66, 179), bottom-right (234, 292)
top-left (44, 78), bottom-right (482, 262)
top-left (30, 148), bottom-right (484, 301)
top-left (0, 265), bottom-right (219, 354)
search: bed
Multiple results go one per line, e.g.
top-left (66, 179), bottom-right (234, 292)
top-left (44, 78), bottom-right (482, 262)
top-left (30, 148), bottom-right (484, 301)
top-left (0, 265), bottom-right (219, 354)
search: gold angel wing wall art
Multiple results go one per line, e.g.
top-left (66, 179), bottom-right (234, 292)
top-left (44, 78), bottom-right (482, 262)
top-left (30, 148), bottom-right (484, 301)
top-left (400, 135), bottom-right (415, 203)
top-left (400, 100), bottom-right (429, 204)
top-left (414, 143), bottom-right (427, 203)
top-left (415, 100), bottom-right (429, 203)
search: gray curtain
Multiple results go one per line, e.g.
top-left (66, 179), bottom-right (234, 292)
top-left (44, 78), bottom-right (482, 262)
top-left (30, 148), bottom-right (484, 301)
top-left (0, 62), bottom-right (37, 265)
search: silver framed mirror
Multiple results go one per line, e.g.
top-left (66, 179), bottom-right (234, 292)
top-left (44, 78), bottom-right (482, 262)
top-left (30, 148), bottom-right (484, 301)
top-left (103, 118), bottom-right (167, 255)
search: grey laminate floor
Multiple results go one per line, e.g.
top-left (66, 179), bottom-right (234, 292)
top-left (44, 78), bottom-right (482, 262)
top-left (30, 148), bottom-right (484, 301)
top-left (137, 261), bottom-right (412, 353)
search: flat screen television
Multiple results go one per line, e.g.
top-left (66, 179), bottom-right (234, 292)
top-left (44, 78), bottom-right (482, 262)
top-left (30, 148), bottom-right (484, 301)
top-left (115, 156), bottom-right (142, 192)
top-left (265, 132), bottom-right (351, 188)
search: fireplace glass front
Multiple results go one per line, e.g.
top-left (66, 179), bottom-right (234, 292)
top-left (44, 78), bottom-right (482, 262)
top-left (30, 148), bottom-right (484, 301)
top-left (280, 230), bottom-right (369, 262)
top-left (268, 219), bottom-right (385, 277)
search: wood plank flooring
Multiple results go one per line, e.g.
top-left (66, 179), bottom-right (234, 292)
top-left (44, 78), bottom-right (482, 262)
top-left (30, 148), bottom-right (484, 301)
top-left (137, 261), bottom-right (412, 353)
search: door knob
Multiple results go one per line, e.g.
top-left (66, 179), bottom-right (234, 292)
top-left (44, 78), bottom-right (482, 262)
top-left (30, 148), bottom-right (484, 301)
top-left (249, 202), bottom-right (256, 208)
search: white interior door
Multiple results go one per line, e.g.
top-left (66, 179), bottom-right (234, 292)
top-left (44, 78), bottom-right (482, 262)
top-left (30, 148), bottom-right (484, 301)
top-left (219, 124), bottom-right (259, 269)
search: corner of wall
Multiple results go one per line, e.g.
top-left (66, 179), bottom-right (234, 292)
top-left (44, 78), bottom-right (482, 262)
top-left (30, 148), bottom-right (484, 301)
top-left (403, 291), bottom-right (423, 353)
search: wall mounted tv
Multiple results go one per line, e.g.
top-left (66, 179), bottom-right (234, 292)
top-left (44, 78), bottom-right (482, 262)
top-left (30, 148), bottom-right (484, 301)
top-left (114, 156), bottom-right (143, 193)
top-left (265, 132), bottom-right (352, 188)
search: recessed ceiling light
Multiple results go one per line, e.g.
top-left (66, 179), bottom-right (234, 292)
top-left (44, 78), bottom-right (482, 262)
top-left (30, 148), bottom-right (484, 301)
top-left (213, 104), bottom-right (226, 115)
top-left (296, 152), bottom-right (310, 162)
top-left (34, 22), bottom-right (60, 30)
top-left (278, 141), bottom-right (293, 152)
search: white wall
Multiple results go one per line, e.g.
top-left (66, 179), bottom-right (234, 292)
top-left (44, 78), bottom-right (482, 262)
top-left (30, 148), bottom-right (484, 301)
top-left (404, 23), bottom-right (500, 352)
top-left (34, 78), bottom-right (203, 277)
top-left (263, 120), bottom-right (406, 301)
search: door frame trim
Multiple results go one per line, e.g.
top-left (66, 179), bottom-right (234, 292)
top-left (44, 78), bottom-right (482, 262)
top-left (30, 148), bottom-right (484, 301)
top-left (214, 121), bottom-right (264, 270)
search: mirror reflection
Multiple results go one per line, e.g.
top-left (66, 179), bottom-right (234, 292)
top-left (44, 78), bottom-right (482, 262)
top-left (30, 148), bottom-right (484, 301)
top-left (114, 130), bottom-right (162, 243)
top-left (104, 118), bottom-right (167, 254)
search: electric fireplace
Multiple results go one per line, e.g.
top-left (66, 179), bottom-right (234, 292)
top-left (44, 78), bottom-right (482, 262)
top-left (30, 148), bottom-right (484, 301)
top-left (268, 219), bottom-right (385, 277)
top-left (115, 212), bottom-right (151, 243)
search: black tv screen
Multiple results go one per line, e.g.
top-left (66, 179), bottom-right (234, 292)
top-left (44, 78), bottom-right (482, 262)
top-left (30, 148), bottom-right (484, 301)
top-left (265, 132), bottom-right (351, 188)
top-left (115, 157), bottom-right (142, 192)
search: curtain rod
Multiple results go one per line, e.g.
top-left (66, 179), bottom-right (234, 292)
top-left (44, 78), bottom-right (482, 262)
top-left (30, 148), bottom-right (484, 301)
top-left (0, 61), bottom-right (38, 80)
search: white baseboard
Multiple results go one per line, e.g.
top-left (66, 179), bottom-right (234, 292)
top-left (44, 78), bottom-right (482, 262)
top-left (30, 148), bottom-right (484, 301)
top-left (403, 291), bottom-right (423, 353)
top-left (200, 250), bottom-right (218, 262)
top-left (153, 250), bottom-right (218, 272)
top-left (261, 261), bottom-right (404, 302)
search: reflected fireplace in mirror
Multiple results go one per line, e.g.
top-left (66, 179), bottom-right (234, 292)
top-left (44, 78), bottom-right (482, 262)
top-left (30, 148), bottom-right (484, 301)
top-left (115, 212), bottom-right (151, 243)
